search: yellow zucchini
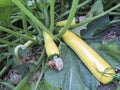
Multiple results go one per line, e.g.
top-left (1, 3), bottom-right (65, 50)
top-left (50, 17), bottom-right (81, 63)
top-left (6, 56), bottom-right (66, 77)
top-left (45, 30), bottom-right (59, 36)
top-left (43, 31), bottom-right (63, 71)
top-left (62, 30), bottom-right (115, 84)
top-left (56, 17), bottom-right (79, 27)
top-left (43, 31), bottom-right (59, 58)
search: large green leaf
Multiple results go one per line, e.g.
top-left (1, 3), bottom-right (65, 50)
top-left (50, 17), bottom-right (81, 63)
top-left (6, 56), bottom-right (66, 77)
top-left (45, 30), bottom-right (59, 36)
top-left (81, 16), bottom-right (109, 39)
top-left (44, 42), bottom-right (99, 90)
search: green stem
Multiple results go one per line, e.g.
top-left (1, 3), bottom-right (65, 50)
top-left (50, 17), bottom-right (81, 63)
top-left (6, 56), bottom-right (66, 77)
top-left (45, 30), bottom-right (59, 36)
top-left (110, 19), bottom-right (120, 24)
top-left (57, 0), bottom-right (79, 38)
top-left (11, 18), bottom-right (20, 23)
top-left (0, 81), bottom-right (15, 90)
top-left (0, 61), bottom-right (13, 78)
top-left (12, 0), bottom-right (56, 39)
top-left (35, 63), bottom-right (46, 90)
top-left (58, 0), bottom-right (91, 19)
top-left (0, 66), bottom-right (9, 77)
top-left (109, 12), bottom-right (120, 15)
top-left (0, 39), bottom-right (18, 46)
top-left (0, 45), bottom-right (9, 48)
top-left (0, 38), bottom-right (21, 48)
top-left (72, 3), bottom-right (120, 28)
top-left (14, 49), bottom-right (46, 90)
top-left (50, 0), bottom-right (55, 32)
top-left (22, 13), bottom-right (32, 36)
top-left (0, 26), bottom-right (35, 42)
top-left (40, 0), bottom-right (49, 28)
top-left (34, 0), bottom-right (41, 11)
top-left (3, 34), bottom-right (12, 39)
top-left (60, 0), bottom-right (65, 14)
top-left (43, 6), bottom-right (49, 28)
top-left (10, 24), bottom-right (23, 31)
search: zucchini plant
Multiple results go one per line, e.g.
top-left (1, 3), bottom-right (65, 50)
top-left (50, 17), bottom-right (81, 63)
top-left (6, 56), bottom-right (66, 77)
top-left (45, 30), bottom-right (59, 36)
top-left (0, 0), bottom-right (120, 90)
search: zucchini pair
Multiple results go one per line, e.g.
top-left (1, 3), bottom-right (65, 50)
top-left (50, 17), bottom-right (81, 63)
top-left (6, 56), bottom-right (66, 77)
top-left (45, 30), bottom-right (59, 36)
top-left (43, 31), bottom-right (63, 71)
top-left (62, 30), bottom-right (115, 84)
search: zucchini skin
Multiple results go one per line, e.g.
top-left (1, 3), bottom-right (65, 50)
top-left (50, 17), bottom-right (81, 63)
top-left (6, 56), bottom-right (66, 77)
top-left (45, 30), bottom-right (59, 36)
top-left (43, 31), bottom-right (59, 58)
top-left (56, 18), bottom-right (78, 27)
top-left (62, 30), bottom-right (115, 84)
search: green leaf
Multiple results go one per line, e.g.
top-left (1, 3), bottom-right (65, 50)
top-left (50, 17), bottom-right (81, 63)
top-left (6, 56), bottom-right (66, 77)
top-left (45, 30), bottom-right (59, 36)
top-left (98, 43), bottom-right (120, 62)
top-left (81, 16), bottom-right (109, 39)
top-left (45, 42), bottom-right (98, 90)
top-left (39, 81), bottom-right (60, 90)
top-left (71, 24), bottom-right (87, 37)
top-left (116, 86), bottom-right (120, 90)
top-left (71, 16), bottom-right (93, 37)
top-left (92, 0), bottom-right (104, 15)
top-left (18, 47), bottom-right (30, 58)
top-left (20, 82), bottom-right (35, 90)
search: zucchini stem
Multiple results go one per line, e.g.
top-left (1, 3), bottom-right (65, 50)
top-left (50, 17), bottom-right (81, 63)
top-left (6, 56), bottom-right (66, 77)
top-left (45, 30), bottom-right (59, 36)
top-left (57, 0), bottom-right (79, 38)
top-left (14, 38), bottom-right (36, 58)
top-left (50, 0), bottom-right (55, 32)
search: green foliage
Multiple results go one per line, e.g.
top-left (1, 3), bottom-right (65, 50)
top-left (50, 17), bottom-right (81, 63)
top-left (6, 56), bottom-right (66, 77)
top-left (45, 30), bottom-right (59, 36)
top-left (0, 0), bottom-right (120, 90)
top-left (92, 0), bottom-right (104, 15)
top-left (0, 0), bottom-right (25, 25)
top-left (0, 0), bottom-right (15, 7)
top-left (81, 16), bottom-right (109, 39)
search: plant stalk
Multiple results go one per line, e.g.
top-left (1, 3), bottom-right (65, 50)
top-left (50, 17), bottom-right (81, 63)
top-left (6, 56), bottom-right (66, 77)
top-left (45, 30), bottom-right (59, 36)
top-left (22, 13), bottom-right (32, 36)
top-left (50, 0), bottom-right (55, 32)
top-left (12, 0), bottom-right (56, 39)
top-left (57, 0), bottom-right (79, 38)
top-left (0, 39), bottom-right (18, 46)
top-left (0, 26), bottom-right (35, 42)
